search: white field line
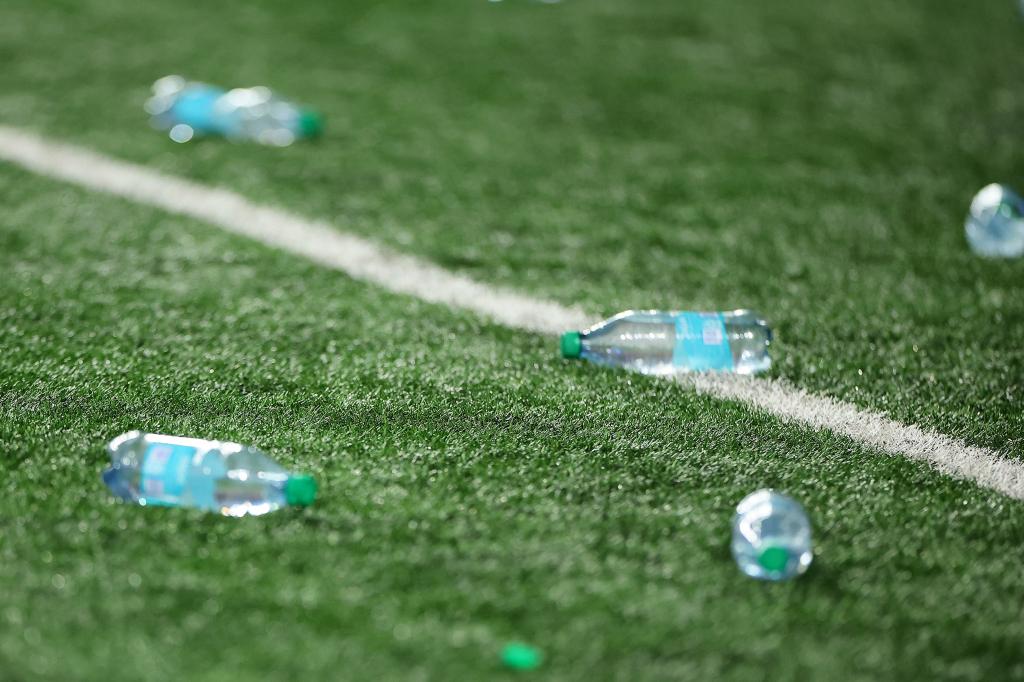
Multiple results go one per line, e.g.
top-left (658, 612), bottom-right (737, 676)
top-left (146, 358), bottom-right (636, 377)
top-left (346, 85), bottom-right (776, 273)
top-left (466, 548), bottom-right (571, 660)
top-left (685, 374), bottom-right (1024, 499)
top-left (1, 124), bottom-right (1022, 500)
top-left (0, 126), bottom-right (591, 336)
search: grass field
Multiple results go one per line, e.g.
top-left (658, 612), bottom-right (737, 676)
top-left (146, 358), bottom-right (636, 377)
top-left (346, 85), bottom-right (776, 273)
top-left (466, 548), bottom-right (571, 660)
top-left (1, 0), bottom-right (1024, 679)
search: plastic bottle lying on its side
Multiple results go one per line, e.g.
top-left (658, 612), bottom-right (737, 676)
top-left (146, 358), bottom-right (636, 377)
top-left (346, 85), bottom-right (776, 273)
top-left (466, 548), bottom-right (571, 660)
top-left (102, 431), bottom-right (317, 517)
top-left (965, 183), bottom-right (1024, 258)
top-left (560, 309), bottom-right (772, 375)
top-left (730, 489), bottom-right (813, 581)
top-left (145, 75), bottom-right (323, 146)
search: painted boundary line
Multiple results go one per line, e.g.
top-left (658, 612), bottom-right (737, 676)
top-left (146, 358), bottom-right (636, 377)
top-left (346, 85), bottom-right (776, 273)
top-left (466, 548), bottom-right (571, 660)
top-left (0, 126), bottom-right (591, 336)
top-left (1, 124), bottom-right (1022, 501)
top-left (685, 374), bottom-right (1024, 499)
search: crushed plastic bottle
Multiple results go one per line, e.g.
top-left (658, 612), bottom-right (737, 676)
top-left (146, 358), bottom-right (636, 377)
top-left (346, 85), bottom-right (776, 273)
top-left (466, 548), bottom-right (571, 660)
top-left (103, 431), bottom-right (317, 516)
top-left (560, 310), bottom-right (771, 375)
top-left (145, 75), bottom-right (323, 146)
top-left (730, 490), bottom-right (812, 581)
top-left (965, 183), bottom-right (1024, 258)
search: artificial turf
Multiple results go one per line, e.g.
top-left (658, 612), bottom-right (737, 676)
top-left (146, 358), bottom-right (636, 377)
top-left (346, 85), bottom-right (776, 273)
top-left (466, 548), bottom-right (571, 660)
top-left (3, 162), bottom-right (1024, 681)
top-left (1, 0), bottom-right (1022, 451)
top-left (1, 0), bottom-right (1023, 679)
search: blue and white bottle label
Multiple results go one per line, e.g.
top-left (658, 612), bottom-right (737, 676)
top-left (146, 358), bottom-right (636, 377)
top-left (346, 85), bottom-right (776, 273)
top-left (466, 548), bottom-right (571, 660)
top-left (140, 443), bottom-right (196, 503)
top-left (672, 312), bottom-right (734, 371)
top-left (171, 87), bottom-right (225, 133)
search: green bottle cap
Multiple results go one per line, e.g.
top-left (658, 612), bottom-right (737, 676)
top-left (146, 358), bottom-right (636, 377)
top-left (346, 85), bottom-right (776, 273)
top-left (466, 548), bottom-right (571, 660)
top-left (501, 642), bottom-right (543, 670)
top-left (285, 475), bottom-right (317, 506)
top-left (560, 331), bottom-right (582, 358)
top-left (298, 110), bottom-right (323, 138)
top-left (758, 546), bottom-right (789, 573)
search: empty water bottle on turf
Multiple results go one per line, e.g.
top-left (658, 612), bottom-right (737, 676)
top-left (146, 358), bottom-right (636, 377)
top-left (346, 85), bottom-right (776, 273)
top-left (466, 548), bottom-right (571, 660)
top-left (731, 490), bottom-right (812, 581)
top-left (560, 310), bottom-right (771, 375)
top-left (145, 75), bottom-right (323, 146)
top-left (103, 431), bottom-right (317, 516)
top-left (965, 183), bottom-right (1024, 258)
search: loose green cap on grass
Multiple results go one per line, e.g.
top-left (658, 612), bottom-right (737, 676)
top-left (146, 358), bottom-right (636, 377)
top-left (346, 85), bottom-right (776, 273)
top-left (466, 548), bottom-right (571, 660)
top-left (560, 332), bottom-right (582, 358)
top-left (501, 642), bottom-right (543, 671)
top-left (285, 475), bottom-right (318, 506)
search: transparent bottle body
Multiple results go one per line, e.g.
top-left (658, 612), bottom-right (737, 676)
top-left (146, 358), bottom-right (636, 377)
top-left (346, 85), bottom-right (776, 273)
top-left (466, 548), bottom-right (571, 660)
top-left (103, 432), bottom-right (292, 517)
top-left (145, 76), bottom-right (314, 146)
top-left (965, 183), bottom-right (1024, 258)
top-left (730, 490), bottom-right (813, 581)
top-left (578, 310), bottom-right (771, 375)
top-left (212, 87), bottom-right (307, 146)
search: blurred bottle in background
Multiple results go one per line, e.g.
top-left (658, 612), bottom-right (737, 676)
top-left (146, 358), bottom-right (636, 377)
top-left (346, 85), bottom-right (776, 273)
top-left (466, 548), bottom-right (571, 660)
top-left (145, 75), bottom-right (323, 146)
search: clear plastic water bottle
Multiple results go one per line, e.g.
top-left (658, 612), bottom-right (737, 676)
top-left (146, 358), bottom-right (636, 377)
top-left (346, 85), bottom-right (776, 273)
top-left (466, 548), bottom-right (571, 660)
top-left (560, 310), bottom-right (772, 375)
top-left (730, 490), bottom-right (812, 581)
top-left (145, 75), bottom-right (323, 146)
top-left (965, 183), bottom-right (1024, 258)
top-left (102, 431), bottom-right (317, 517)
